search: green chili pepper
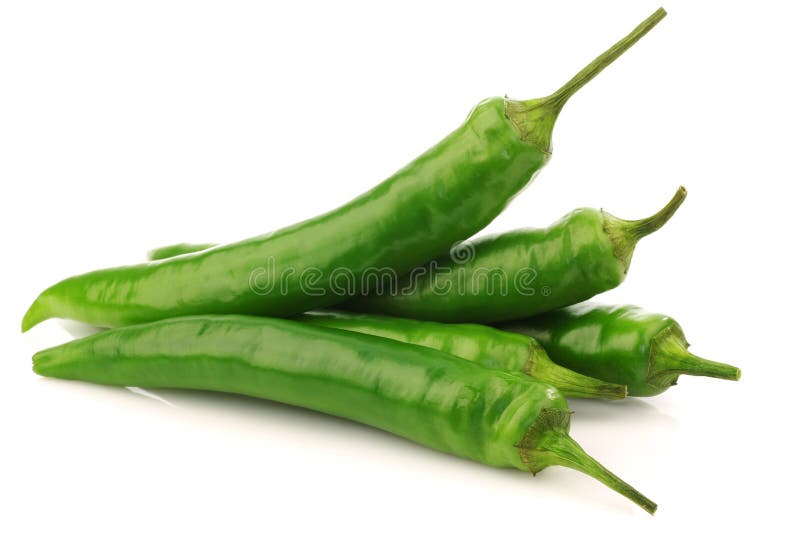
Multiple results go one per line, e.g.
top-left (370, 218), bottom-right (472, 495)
top-left (32, 315), bottom-right (656, 513)
top-left (300, 310), bottom-right (626, 399)
top-left (498, 303), bottom-right (741, 397)
top-left (22, 8), bottom-right (666, 332)
top-left (143, 187), bottom-right (685, 325)
top-left (342, 187), bottom-right (686, 323)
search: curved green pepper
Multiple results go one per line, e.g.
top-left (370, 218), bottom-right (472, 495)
top-left (32, 315), bottom-right (656, 512)
top-left (300, 310), bottom-right (626, 399)
top-left (22, 8), bottom-right (666, 331)
top-left (343, 187), bottom-right (686, 323)
top-left (499, 303), bottom-right (741, 397)
top-left (144, 187), bottom-right (685, 325)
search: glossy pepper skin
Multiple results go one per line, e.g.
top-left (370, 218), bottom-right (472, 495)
top-left (499, 303), bottom-right (741, 397)
top-left (23, 98), bottom-right (539, 329)
top-left (22, 8), bottom-right (666, 331)
top-left (344, 187), bottom-right (686, 323)
top-left (300, 310), bottom-right (626, 399)
top-left (32, 315), bottom-right (655, 513)
top-left (147, 243), bottom-right (216, 261)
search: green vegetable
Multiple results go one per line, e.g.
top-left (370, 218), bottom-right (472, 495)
top-left (300, 310), bottom-right (626, 399)
top-left (21, 8), bottom-right (665, 332)
top-left (32, 315), bottom-right (656, 512)
top-left (344, 187), bottom-right (686, 323)
top-left (499, 303), bottom-right (741, 397)
top-left (144, 186), bottom-right (685, 325)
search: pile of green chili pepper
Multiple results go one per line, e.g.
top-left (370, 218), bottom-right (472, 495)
top-left (22, 7), bottom-right (742, 514)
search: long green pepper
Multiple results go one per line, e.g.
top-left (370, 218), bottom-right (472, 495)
top-left (22, 8), bottom-right (666, 331)
top-left (32, 315), bottom-right (656, 513)
top-left (145, 186), bottom-right (686, 325)
top-left (300, 310), bottom-right (626, 399)
top-left (147, 186), bottom-right (685, 324)
top-left (344, 187), bottom-right (686, 323)
top-left (499, 303), bottom-right (741, 397)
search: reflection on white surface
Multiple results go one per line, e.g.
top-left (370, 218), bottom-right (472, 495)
top-left (126, 386), bottom-right (178, 408)
top-left (58, 319), bottom-right (105, 340)
top-left (569, 397), bottom-right (678, 428)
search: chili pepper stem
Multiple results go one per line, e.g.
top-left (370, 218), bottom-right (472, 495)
top-left (524, 426), bottom-right (657, 514)
top-left (648, 325), bottom-right (741, 388)
top-left (550, 7), bottom-right (667, 109)
top-left (505, 7), bottom-right (666, 153)
top-left (531, 353), bottom-right (628, 400)
top-left (663, 350), bottom-right (741, 381)
top-left (603, 186), bottom-right (687, 272)
top-left (624, 186), bottom-right (688, 241)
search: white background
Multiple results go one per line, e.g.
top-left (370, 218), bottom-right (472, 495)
top-left (2, 1), bottom-right (798, 532)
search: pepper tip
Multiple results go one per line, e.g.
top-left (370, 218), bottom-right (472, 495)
top-left (21, 297), bottom-right (47, 333)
